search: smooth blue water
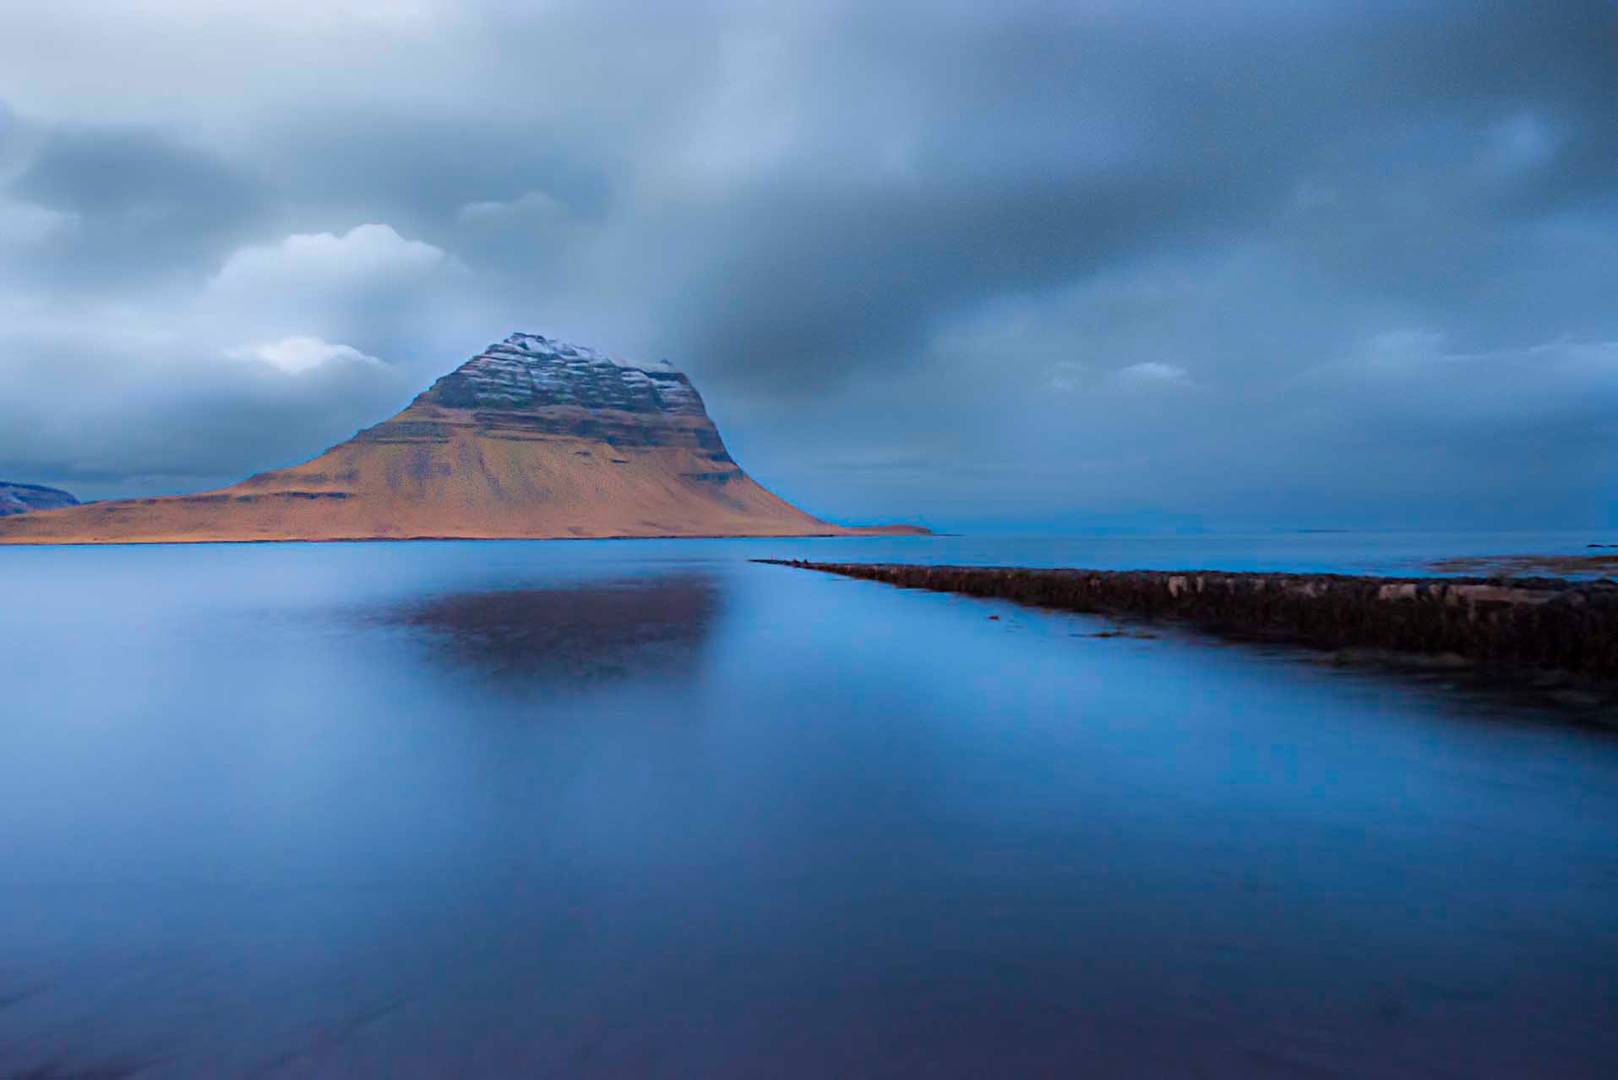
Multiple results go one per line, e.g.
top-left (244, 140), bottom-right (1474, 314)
top-left (1, 534), bottom-right (1615, 1076)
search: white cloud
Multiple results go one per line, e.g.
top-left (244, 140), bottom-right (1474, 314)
top-left (198, 222), bottom-right (479, 354)
top-left (210, 223), bottom-right (453, 298)
top-left (1360, 328), bottom-right (1446, 364)
top-left (1115, 361), bottom-right (1189, 385)
top-left (1048, 361), bottom-right (1087, 392)
top-left (1483, 112), bottom-right (1560, 176)
top-left (456, 190), bottom-right (568, 225)
top-left (228, 335), bottom-right (384, 375)
top-left (1312, 332), bottom-right (1618, 424)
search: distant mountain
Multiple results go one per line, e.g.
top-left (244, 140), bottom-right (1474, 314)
top-left (0, 333), bottom-right (923, 545)
top-left (0, 481), bottom-right (79, 517)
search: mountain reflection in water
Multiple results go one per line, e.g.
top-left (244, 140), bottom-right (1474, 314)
top-left (381, 574), bottom-right (719, 684)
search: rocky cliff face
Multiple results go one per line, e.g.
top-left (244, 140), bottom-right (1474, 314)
top-left (0, 333), bottom-right (914, 545)
top-left (0, 482), bottom-right (79, 517)
top-left (425, 334), bottom-right (706, 416)
top-left (356, 333), bottom-right (733, 459)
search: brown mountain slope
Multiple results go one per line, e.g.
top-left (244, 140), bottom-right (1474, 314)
top-left (0, 333), bottom-right (921, 545)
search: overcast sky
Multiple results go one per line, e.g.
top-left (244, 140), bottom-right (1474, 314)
top-left (1, 1), bottom-right (1614, 531)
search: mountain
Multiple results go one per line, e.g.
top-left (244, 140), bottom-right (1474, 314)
top-left (0, 481), bottom-right (79, 517)
top-left (0, 333), bottom-right (921, 545)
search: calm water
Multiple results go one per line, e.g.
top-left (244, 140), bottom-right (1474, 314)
top-left (1, 533), bottom-right (1615, 1076)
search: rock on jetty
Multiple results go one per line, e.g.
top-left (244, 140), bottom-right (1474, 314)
top-left (759, 561), bottom-right (1618, 679)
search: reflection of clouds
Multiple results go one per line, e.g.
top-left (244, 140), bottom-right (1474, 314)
top-left (380, 574), bottom-right (720, 686)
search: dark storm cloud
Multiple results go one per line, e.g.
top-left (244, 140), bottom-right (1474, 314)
top-left (261, 110), bottom-right (615, 236)
top-left (597, 0), bottom-right (1618, 392)
top-left (658, 172), bottom-right (1235, 391)
top-left (7, 122), bottom-right (266, 287)
top-left (0, 0), bottom-right (1613, 525)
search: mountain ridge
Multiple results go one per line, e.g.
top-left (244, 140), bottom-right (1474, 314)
top-left (0, 481), bottom-right (79, 518)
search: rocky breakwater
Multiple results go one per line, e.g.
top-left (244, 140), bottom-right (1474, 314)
top-left (760, 561), bottom-right (1618, 681)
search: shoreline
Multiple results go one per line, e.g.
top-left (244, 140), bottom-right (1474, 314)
top-left (1431, 552), bottom-right (1618, 577)
top-left (0, 525), bottom-right (930, 548)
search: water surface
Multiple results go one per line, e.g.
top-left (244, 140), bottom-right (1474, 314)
top-left (1, 534), bottom-right (1615, 1076)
